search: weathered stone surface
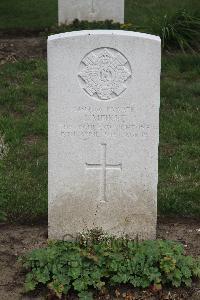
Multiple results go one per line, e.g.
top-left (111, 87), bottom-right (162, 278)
top-left (58, 0), bottom-right (124, 24)
top-left (48, 30), bottom-right (161, 240)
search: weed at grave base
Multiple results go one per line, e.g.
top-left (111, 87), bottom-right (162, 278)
top-left (21, 233), bottom-right (200, 300)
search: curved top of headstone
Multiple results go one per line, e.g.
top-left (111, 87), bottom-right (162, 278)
top-left (48, 30), bottom-right (161, 42)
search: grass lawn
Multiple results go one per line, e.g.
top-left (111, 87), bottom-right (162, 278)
top-left (0, 60), bottom-right (48, 223)
top-left (159, 55), bottom-right (200, 216)
top-left (125, 0), bottom-right (200, 27)
top-left (0, 54), bottom-right (199, 223)
top-left (0, 0), bottom-right (57, 30)
top-left (0, 0), bottom-right (199, 30)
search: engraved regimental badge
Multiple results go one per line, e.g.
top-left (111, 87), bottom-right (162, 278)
top-left (78, 48), bottom-right (132, 101)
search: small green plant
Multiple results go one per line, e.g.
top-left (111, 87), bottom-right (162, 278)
top-left (21, 236), bottom-right (200, 299)
top-left (150, 10), bottom-right (200, 52)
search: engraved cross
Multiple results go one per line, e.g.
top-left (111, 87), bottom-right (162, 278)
top-left (85, 143), bottom-right (122, 203)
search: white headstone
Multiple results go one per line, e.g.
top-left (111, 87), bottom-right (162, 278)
top-left (48, 30), bottom-right (161, 240)
top-left (58, 0), bottom-right (124, 24)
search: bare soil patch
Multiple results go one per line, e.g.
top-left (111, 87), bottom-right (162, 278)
top-left (0, 218), bottom-right (199, 300)
top-left (0, 37), bottom-right (46, 64)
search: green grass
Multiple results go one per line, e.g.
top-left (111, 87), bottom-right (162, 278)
top-left (0, 54), bottom-right (199, 223)
top-left (159, 54), bottom-right (200, 216)
top-left (0, 0), bottom-right (57, 30)
top-left (0, 60), bottom-right (48, 223)
top-left (0, 0), bottom-right (199, 30)
top-left (125, 0), bottom-right (200, 28)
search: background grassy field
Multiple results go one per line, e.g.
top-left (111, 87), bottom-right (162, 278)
top-left (125, 0), bottom-right (200, 27)
top-left (0, 54), bottom-right (199, 223)
top-left (0, 0), bottom-right (199, 30)
top-left (0, 0), bottom-right (57, 30)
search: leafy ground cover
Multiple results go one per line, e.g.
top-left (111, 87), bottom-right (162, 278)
top-left (0, 54), bottom-right (199, 223)
top-left (0, 0), bottom-right (199, 31)
top-left (0, 220), bottom-right (199, 300)
top-left (21, 236), bottom-right (200, 299)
